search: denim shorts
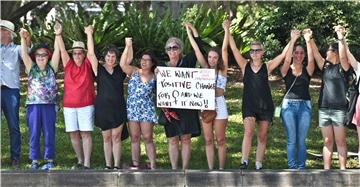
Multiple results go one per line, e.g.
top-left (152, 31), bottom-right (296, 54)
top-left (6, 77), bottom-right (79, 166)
top-left (318, 108), bottom-right (346, 127)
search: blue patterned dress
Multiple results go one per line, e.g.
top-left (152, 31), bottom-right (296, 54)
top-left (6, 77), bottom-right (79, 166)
top-left (127, 70), bottom-right (157, 123)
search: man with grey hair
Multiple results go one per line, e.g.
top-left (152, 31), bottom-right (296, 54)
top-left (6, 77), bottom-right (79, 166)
top-left (1, 19), bottom-right (31, 169)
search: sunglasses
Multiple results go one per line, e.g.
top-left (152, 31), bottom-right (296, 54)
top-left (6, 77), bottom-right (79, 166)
top-left (327, 48), bottom-right (337, 52)
top-left (166, 46), bottom-right (179, 52)
top-left (35, 53), bottom-right (48, 58)
top-left (249, 48), bottom-right (263, 54)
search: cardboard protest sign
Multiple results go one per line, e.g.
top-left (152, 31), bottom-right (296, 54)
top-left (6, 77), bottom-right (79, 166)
top-left (157, 67), bottom-right (215, 110)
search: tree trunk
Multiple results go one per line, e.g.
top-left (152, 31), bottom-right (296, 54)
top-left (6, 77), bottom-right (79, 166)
top-left (1, 1), bottom-right (46, 22)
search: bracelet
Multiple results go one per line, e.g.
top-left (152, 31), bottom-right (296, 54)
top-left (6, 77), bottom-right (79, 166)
top-left (55, 34), bottom-right (61, 36)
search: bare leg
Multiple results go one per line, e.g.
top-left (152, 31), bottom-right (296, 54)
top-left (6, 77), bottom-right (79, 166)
top-left (256, 120), bottom-right (269, 163)
top-left (129, 121), bottom-right (141, 166)
top-left (168, 137), bottom-right (179, 169)
top-left (214, 119), bottom-right (227, 169)
top-left (102, 129), bottom-right (112, 167)
top-left (241, 117), bottom-right (256, 162)
top-left (321, 126), bottom-right (334, 169)
top-left (140, 122), bottom-right (156, 169)
top-left (202, 120), bottom-right (214, 169)
top-left (80, 131), bottom-right (92, 168)
top-left (333, 126), bottom-right (347, 170)
top-left (180, 134), bottom-right (192, 170)
top-left (112, 125), bottom-right (123, 168)
top-left (69, 131), bottom-right (84, 164)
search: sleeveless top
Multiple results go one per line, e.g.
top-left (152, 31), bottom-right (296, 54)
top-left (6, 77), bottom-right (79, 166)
top-left (26, 62), bottom-right (57, 105)
top-left (216, 74), bottom-right (227, 91)
top-left (283, 66), bottom-right (311, 100)
top-left (243, 63), bottom-right (274, 112)
top-left (318, 61), bottom-right (348, 110)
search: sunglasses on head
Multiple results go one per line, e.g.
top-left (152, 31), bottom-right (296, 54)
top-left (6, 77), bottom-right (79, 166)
top-left (35, 53), bottom-right (48, 58)
top-left (166, 45), bottom-right (179, 51)
top-left (249, 48), bottom-right (263, 54)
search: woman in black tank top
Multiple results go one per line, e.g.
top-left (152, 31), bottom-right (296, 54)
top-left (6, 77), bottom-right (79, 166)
top-left (310, 26), bottom-right (350, 170)
top-left (229, 30), bottom-right (292, 169)
top-left (280, 29), bottom-right (314, 169)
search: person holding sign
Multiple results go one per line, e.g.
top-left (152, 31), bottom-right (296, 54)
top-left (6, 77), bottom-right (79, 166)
top-left (184, 21), bottom-right (230, 170)
top-left (120, 38), bottom-right (158, 170)
top-left (160, 29), bottom-right (208, 170)
top-left (279, 29), bottom-right (314, 169)
top-left (311, 25), bottom-right (350, 170)
top-left (229, 28), bottom-right (292, 170)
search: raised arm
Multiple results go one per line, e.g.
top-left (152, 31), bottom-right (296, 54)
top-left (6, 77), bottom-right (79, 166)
top-left (303, 29), bottom-right (315, 76)
top-left (335, 25), bottom-right (350, 71)
top-left (308, 36), bottom-right (325, 71)
top-left (51, 36), bottom-right (60, 73)
top-left (84, 25), bottom-right (98, 76)
top-left (54, 22), bottom-right (70, 67)
top-left (267, 37), bottom-right (292, 74)
top-left (184, 22), bottom-right (208, 68)
top-left (19, 28), bottom-right (32, 73)
top-left (229, 29), bottom-right (247, 74)
top-left (120, 37), bottom-right (137, 76)
top-left (125, 38), bottom-right (133, 66)
top-left (221, 20), bottom-right (230, 74)
top-left (281, 30), bottom-right (300, 77)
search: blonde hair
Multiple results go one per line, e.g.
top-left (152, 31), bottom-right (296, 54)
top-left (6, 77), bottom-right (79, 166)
top-left (250, 41), bottom-right (264, 49)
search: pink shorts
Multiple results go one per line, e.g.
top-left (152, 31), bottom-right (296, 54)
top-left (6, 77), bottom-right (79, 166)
top-left (351, 96), bottom-right (360, 126)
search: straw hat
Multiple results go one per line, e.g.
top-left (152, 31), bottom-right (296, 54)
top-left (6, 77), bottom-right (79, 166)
top-left (0, 20), bottom-right (17, 37)
top-left (68, 41), bottom-right (87, 53)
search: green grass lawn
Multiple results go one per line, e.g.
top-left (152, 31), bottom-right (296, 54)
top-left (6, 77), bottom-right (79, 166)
top-left (1, 78), bottom-right (359, 170)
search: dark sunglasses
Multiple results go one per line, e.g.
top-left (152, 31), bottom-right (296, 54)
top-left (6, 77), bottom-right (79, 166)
top-left (249, 48), bottom-right (263, 54)
top-left (35, 53), bottom-right (48, 58)
top-left (166, 45), bottom-right (179, 51)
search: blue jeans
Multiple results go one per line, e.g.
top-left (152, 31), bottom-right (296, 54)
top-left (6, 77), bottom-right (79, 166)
top-left (1, 86), bottom-right (21, 160)
top-left (281, 99), bottom-right (311, 169)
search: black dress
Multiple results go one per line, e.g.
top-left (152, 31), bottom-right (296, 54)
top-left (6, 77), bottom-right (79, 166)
top-left (95, 65), bottom-right (128, 140)
top-left (160, 38), bottom-right (202, 138)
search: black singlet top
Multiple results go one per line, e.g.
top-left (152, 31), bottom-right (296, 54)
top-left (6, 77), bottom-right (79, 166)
top-left (318, 61), bottom-right (348, 110)
top-left (242, 63), bottom-right (274, 112)
top-left (283, 66), bottom-right (311, 100)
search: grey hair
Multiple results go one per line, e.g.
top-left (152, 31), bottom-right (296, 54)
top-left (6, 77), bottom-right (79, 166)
top-left (165, 37), bottom-right (183, 53)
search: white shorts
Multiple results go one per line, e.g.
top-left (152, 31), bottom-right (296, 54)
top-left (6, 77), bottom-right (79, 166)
top-left (64, 105), bottom-right (94, 132)
top-left (215, 96), bottom-right (228, 119)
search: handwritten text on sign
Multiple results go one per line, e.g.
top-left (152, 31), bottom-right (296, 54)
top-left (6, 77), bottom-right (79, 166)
top-left (157, 67), bottom-right (215, 110)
